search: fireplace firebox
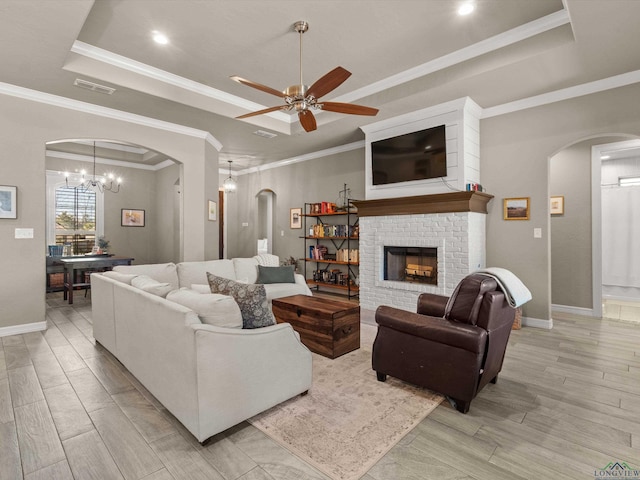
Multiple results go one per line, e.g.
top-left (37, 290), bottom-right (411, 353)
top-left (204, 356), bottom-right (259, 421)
top-left (384, 246), bottom-right (438, 285)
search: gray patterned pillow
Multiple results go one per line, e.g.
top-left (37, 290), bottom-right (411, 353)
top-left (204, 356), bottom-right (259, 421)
top-left (206, 272), bottom-right (276, 329)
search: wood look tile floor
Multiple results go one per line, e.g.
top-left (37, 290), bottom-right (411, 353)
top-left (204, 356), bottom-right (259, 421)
top-left (1, 294), bottom-right (639, 479)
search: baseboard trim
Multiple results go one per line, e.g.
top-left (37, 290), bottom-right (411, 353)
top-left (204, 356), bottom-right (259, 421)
top-left (603, 294), bottom-right (640, 303)
top-left (522, 316), bottom-right (553, 329)
top-left (551, 304), bottom-right (595, 317)
top-left (0, 321), bottom-right (47, 338)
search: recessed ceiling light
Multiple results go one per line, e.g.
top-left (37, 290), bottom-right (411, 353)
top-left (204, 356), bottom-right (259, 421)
top-left (152, 31), bottom-right (169, 45)
top-left (458, 2), bottom-right (475, 15)
top-left (601, 155), bottom-right (611, 160)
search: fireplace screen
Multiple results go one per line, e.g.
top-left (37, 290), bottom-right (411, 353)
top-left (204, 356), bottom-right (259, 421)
top-left (384, 246), bottom-right (438, 285)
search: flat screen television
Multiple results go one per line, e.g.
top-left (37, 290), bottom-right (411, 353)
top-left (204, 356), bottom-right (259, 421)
top-left (371, 124), bottom-right (447, 185)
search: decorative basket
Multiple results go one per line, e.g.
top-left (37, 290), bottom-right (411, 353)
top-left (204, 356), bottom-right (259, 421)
top-left (512, 307), bottom-right (522, 330)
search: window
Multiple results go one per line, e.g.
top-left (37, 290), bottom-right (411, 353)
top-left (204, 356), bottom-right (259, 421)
top-left (46, 171), bottom-right (104, 254)
top-left (54, 186), bottom-right (96, 254)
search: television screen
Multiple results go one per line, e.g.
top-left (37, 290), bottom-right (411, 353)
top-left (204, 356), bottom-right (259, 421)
top-left (371, 125), bottom-right (447, 185)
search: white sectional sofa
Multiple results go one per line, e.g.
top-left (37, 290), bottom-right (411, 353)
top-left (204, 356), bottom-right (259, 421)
top-left (91, 255), bottom-right (312, 443)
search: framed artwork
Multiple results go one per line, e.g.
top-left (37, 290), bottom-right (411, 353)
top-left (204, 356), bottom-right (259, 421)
top-left (503, 197), bottom-right (530, 220)
top-left (290, 207), bottom-right (302, 229)
top-left (550, 195), bottom-right (564, 215)
top-left (0, 185), bottom-right (17, 219)
top-left (121, 209), bottom-right (145, 227)
top-left (208, 200), bottom-right (217, 221)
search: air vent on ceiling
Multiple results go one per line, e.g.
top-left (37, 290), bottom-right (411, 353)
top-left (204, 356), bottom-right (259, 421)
top-left (253, 130), bottom-right (277, 139)
top-left (73, 78), bottom-right (116, 95)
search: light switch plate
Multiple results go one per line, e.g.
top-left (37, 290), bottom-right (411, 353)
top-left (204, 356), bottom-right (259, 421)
top-left (534, 227), bottom-right (542, 238)
top-left (15, 228), bottom-right (34, 239)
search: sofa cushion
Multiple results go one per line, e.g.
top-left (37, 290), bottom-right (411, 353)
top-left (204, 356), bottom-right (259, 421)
top-left (257, 265), bottom-right (295, 284)
top-left (101, 271), bottom-right (138, 285)
top-left (114, 263), bottom-right (179, 290)
top-left (131, 275), bottom-right (174, 298)
top-left (177, 260), bottom-right (235, 288)
top-left (262, 282), bottom-right (312, 301)
top-left (190, 284), bottom-right (213, 294)
top-left (232, 258), bottom-right (259, 284)
top-left (166, 288), bottom-right (242, 328)
top-left (206, 272), bottom-right (276, 329)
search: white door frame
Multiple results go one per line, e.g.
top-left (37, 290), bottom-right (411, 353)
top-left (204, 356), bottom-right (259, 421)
top-left (591, 138), bottom-right (640, 318)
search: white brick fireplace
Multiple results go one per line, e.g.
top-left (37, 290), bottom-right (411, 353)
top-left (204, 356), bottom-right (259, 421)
top-left (354, 195), bottom-right (491, 312)
top-left (355, 97), bottom-right (491, 313)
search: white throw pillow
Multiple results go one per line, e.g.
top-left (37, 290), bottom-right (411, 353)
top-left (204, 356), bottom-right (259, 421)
top-left (114, 263), bottom-right (179, 289)
top-left (101, 271), bottom-right (138, 285)
top-left (233, 258), bottom-right (259, 284)
top-left (167, 288), bottom-right (242, 328)
top-left (131, 275), bottom-right (174, 298)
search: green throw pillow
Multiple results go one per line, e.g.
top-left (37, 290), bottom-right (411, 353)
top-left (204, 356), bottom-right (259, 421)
top-left (256, 265), bottom-right (295, 284)
top-left (206, 272), bottom-right (276, 329)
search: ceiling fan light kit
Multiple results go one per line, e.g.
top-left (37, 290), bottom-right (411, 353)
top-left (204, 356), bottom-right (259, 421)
top-left (232, 21), bottom-right (378, 132)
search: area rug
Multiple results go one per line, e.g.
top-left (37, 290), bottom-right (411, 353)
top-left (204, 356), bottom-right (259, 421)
top-left (248, 324), bottom-right (443, 480)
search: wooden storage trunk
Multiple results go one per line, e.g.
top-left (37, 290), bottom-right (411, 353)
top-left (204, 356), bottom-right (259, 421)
top-left (272, 295), bottom-right (360, 359)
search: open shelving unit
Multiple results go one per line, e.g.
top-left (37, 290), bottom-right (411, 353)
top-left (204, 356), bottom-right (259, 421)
top-left (302, 201), bottom-right (359, 299)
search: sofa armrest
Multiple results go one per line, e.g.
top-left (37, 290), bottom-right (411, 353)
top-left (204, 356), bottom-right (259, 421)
top-left (294, 273), bottom-right (312, 295)
top-left (417, 293), bottom-right (449, 317)
top-left (190, 322), bottom-right (312, 440)
top-left (375, 305), bottom-right (486, 354)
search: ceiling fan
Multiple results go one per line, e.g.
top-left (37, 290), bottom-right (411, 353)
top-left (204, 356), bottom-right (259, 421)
top-left (231, 21), bottom-right (379, 132)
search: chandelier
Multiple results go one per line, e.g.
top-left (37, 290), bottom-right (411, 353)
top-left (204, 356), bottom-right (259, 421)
top-left (65, 141), bottom-right (122, 193)
top-left (223, 160), bottom-right (237, 193)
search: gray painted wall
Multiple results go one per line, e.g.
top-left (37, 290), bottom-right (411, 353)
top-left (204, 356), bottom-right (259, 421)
top-left (482, 83), bottom-right (640, 321)
top-left (5, 81), bottom-right (640, 332)
top-left (154, 163), bottom-right (182, 264)
top-left (225, 83), bottom-right (640, 323)
top-left (225, 149), bottom-right (365, 263)
top-left (549, 137), bottom-right (624, 309)
top-left (45, 155), bottom-right (174, 265)
top-left (0, 93), bottom-right (216, 331)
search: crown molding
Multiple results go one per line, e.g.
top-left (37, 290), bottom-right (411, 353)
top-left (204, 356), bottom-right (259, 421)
top-left (481, 68), bottom-right (640, 119)
top-left (230, 141), bottom-right (365, 176)
top-left (332, 10), bottom-right (571, 104)
top-left (45, 150), bottom-right (176, 171)
top-left (0, 81), bottom-right (222, 150)
top-left (70, 41), bottom-right (292, 124)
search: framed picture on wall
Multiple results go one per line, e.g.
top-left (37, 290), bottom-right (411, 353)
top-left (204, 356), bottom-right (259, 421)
top-left (550, 195), bottom-right (564, 215)
top-left (290, 207), bottom-right (302, 229)
top-left (503, 197), bottom-right (530, 220)
top-left (0, 185), bottom-right (17, 219)
top-left (208, 200), bottom-right (217, 221)
top-left (121, 209), bottom-right (145, 227)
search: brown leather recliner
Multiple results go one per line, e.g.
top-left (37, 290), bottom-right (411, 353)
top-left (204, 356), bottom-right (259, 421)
top-left (372, 273), bottom-right (516, 413)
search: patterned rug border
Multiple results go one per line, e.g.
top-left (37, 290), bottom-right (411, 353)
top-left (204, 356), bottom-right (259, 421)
top-left (248, 337), bottom-right (443, 480)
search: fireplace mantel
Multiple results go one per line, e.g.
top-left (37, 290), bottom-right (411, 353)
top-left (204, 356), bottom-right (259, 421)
top-left (351, 191), bottom-right (494, 217)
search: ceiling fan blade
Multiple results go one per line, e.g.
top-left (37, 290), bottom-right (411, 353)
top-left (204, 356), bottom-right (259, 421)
top-left (320, 101), bottom-right (379, 116)
top-left (230, 75), bottom-right (284, 98)
top-left (298, 110), bottom-right (317, 132)
top-left (236, 105), bottom-right (287, 119)
top-left (307, 67), bottom-right (352, 99)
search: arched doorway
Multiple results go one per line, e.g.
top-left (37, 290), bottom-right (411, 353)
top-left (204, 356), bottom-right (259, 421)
top-left (256, 189), bottom-right (276, 254)
top-left (549, 134), bottom-right (640, 320)
top-left (45, 139), bottom-right (182, 265)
